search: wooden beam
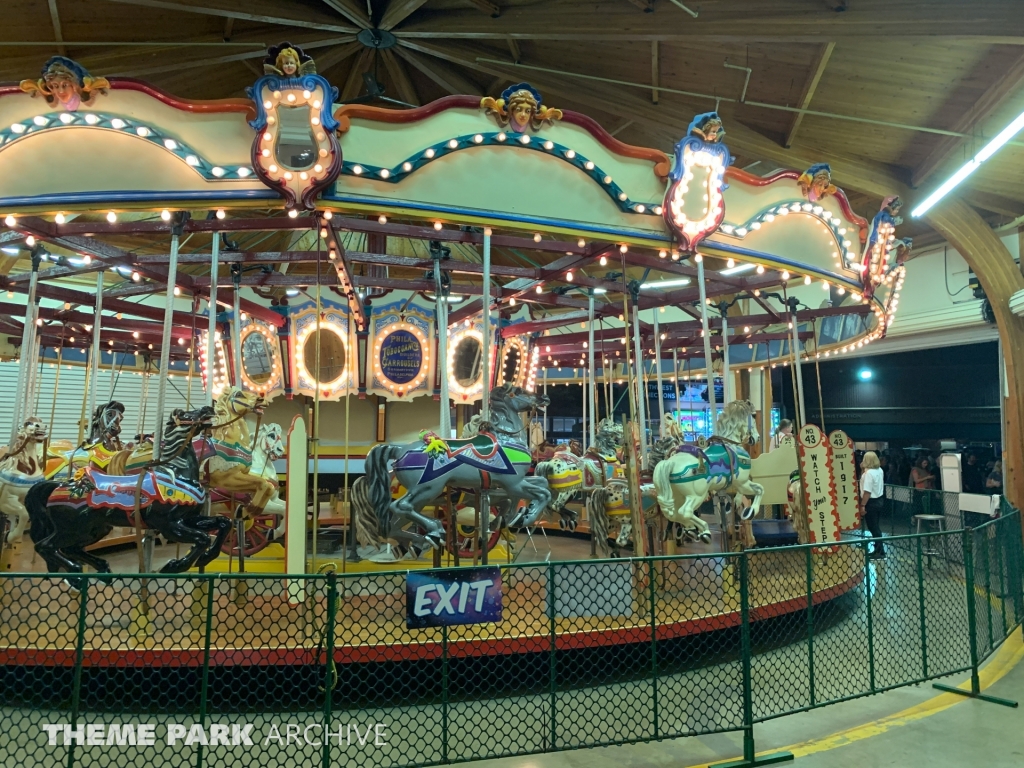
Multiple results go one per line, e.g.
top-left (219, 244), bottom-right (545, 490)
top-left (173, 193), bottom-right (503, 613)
top-left (379, 0), bottom-right (431, 31)
top-left (320, 0), bottom-right (372, 28)
top-left (506, 36), bottom-right (521, 63)
top-left (222, 16), bottom-right (234, 40)
top-left (926, 199), bottom-right (1024, 535)
top-left (381, 49), bottom-right (420, 105)
top-left (913, 50), bottom-right (1024, 187)
top-left (396, 5), bottom-right (1024, 42)
top-left (341, 48), bottom-right (375, 102)
top-left (47, 0), bottom-right (65, 56)
top-left (625, 0), bottom-right (654, 11)
top-left (468, 0), bottom-right (501, 16)
top-left (651, 40), bottom-right (659, 104)
top-left (316, 40), bottom-right (366, 75)
top-left (962, 189), bottom-right (1024, 219)
top-left (785, 42), bottom-right (834, 148)
top-left (103, 0), bottom-right (359, 33)
top-left (394, 44), bottom-right (482, 95)
top-left (106, 35), bottom-right (355, 78)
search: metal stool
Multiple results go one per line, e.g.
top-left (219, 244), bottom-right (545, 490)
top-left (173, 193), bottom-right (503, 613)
top-left (913, 514), bottom-right (947, 568)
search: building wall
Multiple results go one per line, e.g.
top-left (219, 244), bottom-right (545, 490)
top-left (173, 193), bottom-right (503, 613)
top-left (777, 341), bottom-right (1000, 443)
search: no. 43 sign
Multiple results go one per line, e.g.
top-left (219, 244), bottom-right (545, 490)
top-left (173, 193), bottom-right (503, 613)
top-left (797, 424), bottom-right (842, 552)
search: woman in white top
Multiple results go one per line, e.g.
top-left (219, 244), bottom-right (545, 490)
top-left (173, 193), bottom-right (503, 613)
top-left (860, 451), bottom-right (886, 559)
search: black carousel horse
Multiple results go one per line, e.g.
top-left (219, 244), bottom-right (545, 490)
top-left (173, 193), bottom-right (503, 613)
top-left (26, 405), bottom-right (232, 574)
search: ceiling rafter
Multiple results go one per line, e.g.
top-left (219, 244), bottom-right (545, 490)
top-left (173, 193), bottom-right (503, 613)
top-left (103, 0), bottom-right (359, 33)
top-left (341, 48), bottom-right (377, 101)
top-left (320, 0), bottom-right (373, 29)
top-left (911, 49), bottom-right (1024, 187)
top-left (467, 0), bottom-right (502, 18)
top-left (105, 35), bottom-right (356, 78)
top-left (394, 44), bottom-right (482, 95)
top-left (380, 0), bottom-right (432, 31)
top-left (380, 49), bottom-right (420, 105)
top-left (47, 0), bottom-right (65, 56)
top-left (784, 42), bottom-right (834, 148)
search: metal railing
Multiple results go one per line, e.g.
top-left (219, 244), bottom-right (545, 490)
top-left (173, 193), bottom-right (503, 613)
top-left (0, 509), bottom-right (1021, 768)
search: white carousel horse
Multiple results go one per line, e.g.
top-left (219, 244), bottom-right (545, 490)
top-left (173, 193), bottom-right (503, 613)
top-left (0, 418), bottom-right (49, 544)
top-left (651, 400), bottom-right (763, 544)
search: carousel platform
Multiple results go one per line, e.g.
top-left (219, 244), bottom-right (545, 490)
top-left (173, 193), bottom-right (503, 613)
top-left (0, 545), bottom-right (863, 668)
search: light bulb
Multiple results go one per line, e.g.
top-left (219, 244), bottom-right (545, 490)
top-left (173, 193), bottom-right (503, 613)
top-left (600, 255), bottom-right (607, 266)
top-left (434, 221), bottom-right (443, 231)
top-left (803, 275), bottom-right (811, 285)
top-left (216, 209), bottom-right (226, 220)
top-left (378, 215), bottom-right (387, 225)
top-left (106, 211), bottom-right (117, 223)
top-left (161, 209), bottom-right (171, 221)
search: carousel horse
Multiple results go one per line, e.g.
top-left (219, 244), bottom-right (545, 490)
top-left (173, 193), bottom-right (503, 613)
top-left (25, 405), bottom-right (231, 575)
top-left (0, 417), bottom-right (49, 544)
top-left (585, 431), bottom-right (682, 558)
top-left (45, 401), bottom-right (126, 480)
top-left (107, 388), bottom-right (273, 518)
top-left (214, 421), bottom-right (286, 555)
top-left (651, 399), bottom-right (763, 546)
top-left (534, 418), bottom-right (625, 530)
top-left (360, 384), bottom-right (552, 556)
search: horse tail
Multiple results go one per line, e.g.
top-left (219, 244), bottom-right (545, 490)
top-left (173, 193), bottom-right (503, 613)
top-left (365, 443), bottom-right (403, 535)
top-left (653, 456), bottom-right (677, 520)
top-left (350, 476), bottom-right (381, 547)
top-left (588, 486), bottom-right (612, 558)
top-left (25, 481), bottom-right (58, 544)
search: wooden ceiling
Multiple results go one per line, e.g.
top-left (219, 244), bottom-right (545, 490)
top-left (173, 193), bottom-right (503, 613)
top-left (4, 0), bottom-right (1024, 246)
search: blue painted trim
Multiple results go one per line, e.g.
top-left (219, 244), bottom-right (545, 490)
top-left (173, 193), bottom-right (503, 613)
top-left (246, 75), bottom-right (340, 132)
top-left (0, 113), bottom-right (254, 181)
top-left (0, 189), bottom-right (278, 208)
top-left (337, 130), bottom-right (663, 217)
top-left (323, 191), bottom-right (674, 243)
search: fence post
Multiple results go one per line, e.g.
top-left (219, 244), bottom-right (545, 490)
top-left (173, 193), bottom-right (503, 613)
top-left (981, 527), bottom-right (994, 652)
top-left (66, 577), bottom-right (89, 768)
top-left (441, 625), bottom-right (449, 763)
top-left (718, 552), bottom-right (793, 768)
top-left (933, 528), bottom-right (1018, 707)
top-left (916, 537), bottom-right (928, 680)
top-left (995, 519), bottom-right (1008, 638)
top-left (649, 557), bottom-right (659, 740)
top-left (195, 575), bottom-right (215, 768)
top-left (322, 573), bottom-right (338, 768)
top-left (805, 546), bottom-right (815, 707)
top-left (863, 539), bottom-right (875, 693)
top-left (548, 561), bottom-right (557, 751)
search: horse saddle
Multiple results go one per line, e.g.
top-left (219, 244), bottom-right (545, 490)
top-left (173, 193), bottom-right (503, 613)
top-left (193, 435), bottom-right (251, 467)
top-left (48, 467), bottom-right (204, 511)
top-left (396, 432), bottom-right (530, 483)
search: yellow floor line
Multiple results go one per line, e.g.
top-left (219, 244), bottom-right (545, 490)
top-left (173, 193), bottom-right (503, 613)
top-left (705, 626), bottom-right (1024, 767)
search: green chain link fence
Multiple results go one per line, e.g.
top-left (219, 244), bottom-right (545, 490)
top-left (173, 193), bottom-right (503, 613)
top-left (1, 509), bottom-right (1021, 768)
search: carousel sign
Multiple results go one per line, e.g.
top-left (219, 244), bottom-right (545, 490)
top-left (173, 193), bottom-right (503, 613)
top-left (797, 423), bottom-right (842, 552)
top-left (379, 329), bottom-right (423, 385)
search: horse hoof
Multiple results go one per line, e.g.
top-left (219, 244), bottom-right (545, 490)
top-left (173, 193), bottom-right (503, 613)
top-left (700, 533), bottom-right (712, 543)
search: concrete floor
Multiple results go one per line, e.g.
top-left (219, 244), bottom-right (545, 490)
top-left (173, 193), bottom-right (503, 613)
top-left (466, 629), bottom-right (1024, 768)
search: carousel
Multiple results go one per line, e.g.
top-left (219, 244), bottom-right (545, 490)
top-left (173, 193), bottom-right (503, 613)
top-left (0, 48), bottom-right (904, 661)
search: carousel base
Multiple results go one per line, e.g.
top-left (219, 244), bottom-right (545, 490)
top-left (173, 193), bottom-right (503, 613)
top-left (0, 546), bottom-right (862, 668)
top-left (193, 542), bottom-right (515, 574)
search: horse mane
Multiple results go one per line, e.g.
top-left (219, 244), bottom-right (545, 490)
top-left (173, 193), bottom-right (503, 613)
top-left (716, 399), bottom-right (755, 442)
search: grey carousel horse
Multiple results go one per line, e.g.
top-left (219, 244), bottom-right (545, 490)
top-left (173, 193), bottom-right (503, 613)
top-left (361, 384), bottom-right (552, 555)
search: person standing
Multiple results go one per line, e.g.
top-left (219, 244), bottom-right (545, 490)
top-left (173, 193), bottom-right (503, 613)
top-left (770, 419), bottom-right (794, 452)
top-left (987, 460), bottom-right (1003, 497)
top-left (961, 453), bottom-right (983, 494)
top-left (910, 457), bottom-right (935, 490)
top-left (860, 451), bottom-right (886, 559)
